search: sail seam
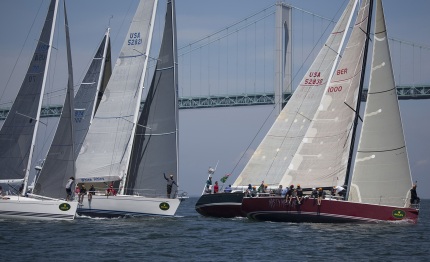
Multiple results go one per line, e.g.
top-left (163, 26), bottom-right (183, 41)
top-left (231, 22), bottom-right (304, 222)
top-left (357, 145), bottom-right (405, 153)
top-left (367, 87), bottom-right (395, 94)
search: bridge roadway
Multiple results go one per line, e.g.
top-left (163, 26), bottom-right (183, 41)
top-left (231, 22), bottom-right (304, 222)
top-left (0, 85), bottom-right (429, 120)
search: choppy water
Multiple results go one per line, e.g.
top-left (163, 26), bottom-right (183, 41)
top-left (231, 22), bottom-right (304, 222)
top-left (0, 198), bottom-right (428, 261)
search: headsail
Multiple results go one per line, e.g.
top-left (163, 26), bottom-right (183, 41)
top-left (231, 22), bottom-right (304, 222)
top-left (0, 0), bottom-right (58, 186)
top-left (125, 0), bottom-right (178, 196)
top-left (348, 0), bottom-right (412, 207)
top-left (279, 0), bottom-right (372, 189)
top-left (75, 0), bottom-right (158, 183)
top-left (33, 0), bottom-right (75, 199)
top-left (233, 0), bottom-right (358, 187)
top-left (74, 29), bottom-right (112, 158)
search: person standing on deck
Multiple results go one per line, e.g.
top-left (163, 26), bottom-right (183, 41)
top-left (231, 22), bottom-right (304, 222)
top-left (213, 181), bottom-right (219, 193)
top-left (164, 173), bottom-right (177, 198)
top-left (65, 177), bottom-right (75, 201)
top-left (410, 184), bottom-right (420, 207)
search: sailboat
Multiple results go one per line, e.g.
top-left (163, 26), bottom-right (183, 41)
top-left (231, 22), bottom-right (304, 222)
top-left (0, 0), bottom-right (78, 220)
top-left (32, 27), bottom-right (112, 197)
top-left (195, 0), bottom-right (358, 218)
top-left (75, 0), bottom-right (182, 218)
top-left (241, 0), bottom-right (419, 223)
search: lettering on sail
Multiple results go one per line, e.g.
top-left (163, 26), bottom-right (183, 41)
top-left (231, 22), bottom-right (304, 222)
top-left (128, 32), bottom-right (142, 45)
top-left (304, 72), bottom-right (323, 86)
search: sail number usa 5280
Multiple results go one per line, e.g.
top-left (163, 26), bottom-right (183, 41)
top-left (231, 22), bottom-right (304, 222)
top-left (128, 32), bottom-right (142, 45)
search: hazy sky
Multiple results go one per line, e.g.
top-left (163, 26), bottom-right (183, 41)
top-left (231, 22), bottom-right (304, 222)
top-left (0, 0), bottom-right (429, 198)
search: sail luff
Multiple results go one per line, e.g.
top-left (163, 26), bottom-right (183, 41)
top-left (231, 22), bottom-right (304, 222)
top-left (170, 0), bottom-right (179, 187)
top-left (64, 0), bottom-right (75, 181)
top-left (344, 0), bottom-right (374, 188)
top-left (22, 0), bottom-right (60, 195)
top-left (348, 0), bottom-right (412, 207)
top-left (233, 0), bottom-right (358, 188)
top-left (119, 0), bottom-right (159, 195)
top-left (90, 28), bottom-right (111, 125)
top-left (325, 0), bottom-right (359, 98)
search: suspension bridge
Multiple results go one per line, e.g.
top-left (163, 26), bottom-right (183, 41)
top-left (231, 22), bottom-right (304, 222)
top-left (1, 2), bottom-right (429, 120)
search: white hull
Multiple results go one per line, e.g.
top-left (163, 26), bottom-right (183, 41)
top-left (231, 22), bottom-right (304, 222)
top-left (76, 195), bottom-right (181, 218)
top-left (0, 196), bottom-right (77, 220)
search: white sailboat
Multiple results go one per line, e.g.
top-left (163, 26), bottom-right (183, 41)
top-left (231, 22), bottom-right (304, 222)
top-left (0, 0), bottom-right (78, 220)
top-left (196, 0), bottom-right (358, 218)
top-left (242, 0), bottom-right (419, 223)
top-left (76, 0), bottom-right (182, 218)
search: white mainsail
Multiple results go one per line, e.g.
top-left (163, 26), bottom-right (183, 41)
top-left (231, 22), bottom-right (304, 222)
top-left (233, 0), bottom-right (358, 187)
top-left (75, 0), bottom-right (158, 183)
top-left (281, 0), bottom-right (369, 188)
top-left (279, 0), bottom-right (372, 189)
top-left (348, 0), bottom-right (412, 207)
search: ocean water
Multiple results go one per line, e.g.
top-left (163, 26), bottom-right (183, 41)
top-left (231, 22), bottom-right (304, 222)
top-left (0, 198), bottom-right (428, 262)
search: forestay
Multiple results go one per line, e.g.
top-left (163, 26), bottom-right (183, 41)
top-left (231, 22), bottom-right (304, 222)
top-left (348, 0), bottom-right (412, 207)
top-left (76, 0), bottom-right (157, 183)
top-left (279, 0), bottom-right (371, 189)
top-left (233, 0), bottom-right (358, 187)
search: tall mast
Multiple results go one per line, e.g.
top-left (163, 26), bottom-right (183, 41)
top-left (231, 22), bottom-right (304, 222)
top-left (22, 0), bottom-right (59, 195)
top-left (344, 0), bottom-right (374, 192)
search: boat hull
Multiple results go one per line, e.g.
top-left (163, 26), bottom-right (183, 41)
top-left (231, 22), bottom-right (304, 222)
top-left (195, 192), bottom-right (245, 218)
top-left (242, 197), bottom-right (419, 223)
top-left (76, 195), bottom-right (181, 218)
top-left (0, 196), bottom-right (77, 220)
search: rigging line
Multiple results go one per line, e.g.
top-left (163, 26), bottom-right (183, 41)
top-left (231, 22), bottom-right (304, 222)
top-left (343, 101), bottom-right (363, 122)
top-left (229, 105), bottom-right (278, 176)
top-left (178, 12), bottom-right (275, 57)
top-left (178, 3), bottom-right (276, 50)
top-left (0, 1), bottom-right (44, 101)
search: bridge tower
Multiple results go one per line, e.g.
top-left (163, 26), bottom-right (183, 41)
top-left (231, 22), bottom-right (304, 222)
top-left (275, 2), bottom-right (292, 114)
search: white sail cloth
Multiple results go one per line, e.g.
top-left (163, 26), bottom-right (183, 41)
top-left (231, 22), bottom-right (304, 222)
top-left (279, 0), bottom-right (371, 189)
top-left (76, 0), bottom-right (157, 183)
top-left (349, 0), bottom-right (412, 207)
top-left (233, 0), bottom-right (358, 188)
